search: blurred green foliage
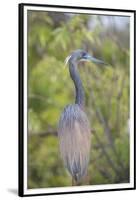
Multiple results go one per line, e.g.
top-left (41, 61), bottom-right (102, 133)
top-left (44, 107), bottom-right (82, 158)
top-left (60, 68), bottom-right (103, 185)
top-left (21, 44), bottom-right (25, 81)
top-left (27, 11), bottom-right (130, 188)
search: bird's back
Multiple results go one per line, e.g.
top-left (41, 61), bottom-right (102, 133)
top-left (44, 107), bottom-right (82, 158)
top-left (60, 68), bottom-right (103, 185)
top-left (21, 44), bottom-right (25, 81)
top-left (58, 104), bottom-right (91, 182)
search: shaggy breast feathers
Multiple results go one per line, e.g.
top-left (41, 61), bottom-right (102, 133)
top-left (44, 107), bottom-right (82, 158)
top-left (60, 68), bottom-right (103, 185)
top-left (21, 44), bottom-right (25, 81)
top-left (58, 104), bottom-right (91, 182)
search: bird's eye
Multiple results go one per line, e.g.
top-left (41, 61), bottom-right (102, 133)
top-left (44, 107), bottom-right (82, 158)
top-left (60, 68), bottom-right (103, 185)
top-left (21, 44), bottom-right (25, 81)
top-left (82, 52), bottom-right (86, 58)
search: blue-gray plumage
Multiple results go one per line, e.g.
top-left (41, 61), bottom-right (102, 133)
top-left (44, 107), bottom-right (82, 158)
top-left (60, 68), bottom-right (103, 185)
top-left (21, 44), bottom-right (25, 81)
top-left (58, 49), bottom-right (106, 184)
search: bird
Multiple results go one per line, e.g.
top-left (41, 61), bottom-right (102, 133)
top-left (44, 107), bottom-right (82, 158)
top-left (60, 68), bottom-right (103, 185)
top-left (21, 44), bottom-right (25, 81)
top-left (58, 49), bottom-right (106, 185)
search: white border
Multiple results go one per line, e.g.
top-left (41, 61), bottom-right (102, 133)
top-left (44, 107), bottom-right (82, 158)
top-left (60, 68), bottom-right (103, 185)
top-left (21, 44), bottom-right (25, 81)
top-left (23, 5), bottom-right (135, 195)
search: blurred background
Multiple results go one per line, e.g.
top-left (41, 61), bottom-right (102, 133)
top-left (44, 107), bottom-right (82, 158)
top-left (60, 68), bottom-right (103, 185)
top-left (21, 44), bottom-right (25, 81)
top-left (27, 10), bottom-right (130, 188)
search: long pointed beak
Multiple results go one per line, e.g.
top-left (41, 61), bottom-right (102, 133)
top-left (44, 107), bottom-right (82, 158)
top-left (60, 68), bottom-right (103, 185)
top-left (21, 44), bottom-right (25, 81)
top-left (85, 55), bottom-right (107, 65)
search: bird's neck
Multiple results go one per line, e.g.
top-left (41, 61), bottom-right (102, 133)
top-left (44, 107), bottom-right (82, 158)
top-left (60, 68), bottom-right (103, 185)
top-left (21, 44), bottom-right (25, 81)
top-left (69, 61), bottom-right (85, 107)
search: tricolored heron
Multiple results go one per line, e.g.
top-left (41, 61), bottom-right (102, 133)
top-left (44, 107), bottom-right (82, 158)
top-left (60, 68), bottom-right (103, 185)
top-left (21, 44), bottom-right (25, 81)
top-left (58, 49), bottom-right (106, 185)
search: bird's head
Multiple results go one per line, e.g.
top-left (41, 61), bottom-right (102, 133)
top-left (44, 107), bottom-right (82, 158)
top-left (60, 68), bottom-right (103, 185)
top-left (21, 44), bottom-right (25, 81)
top-left (65, 49), bottom-right (107, 65)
